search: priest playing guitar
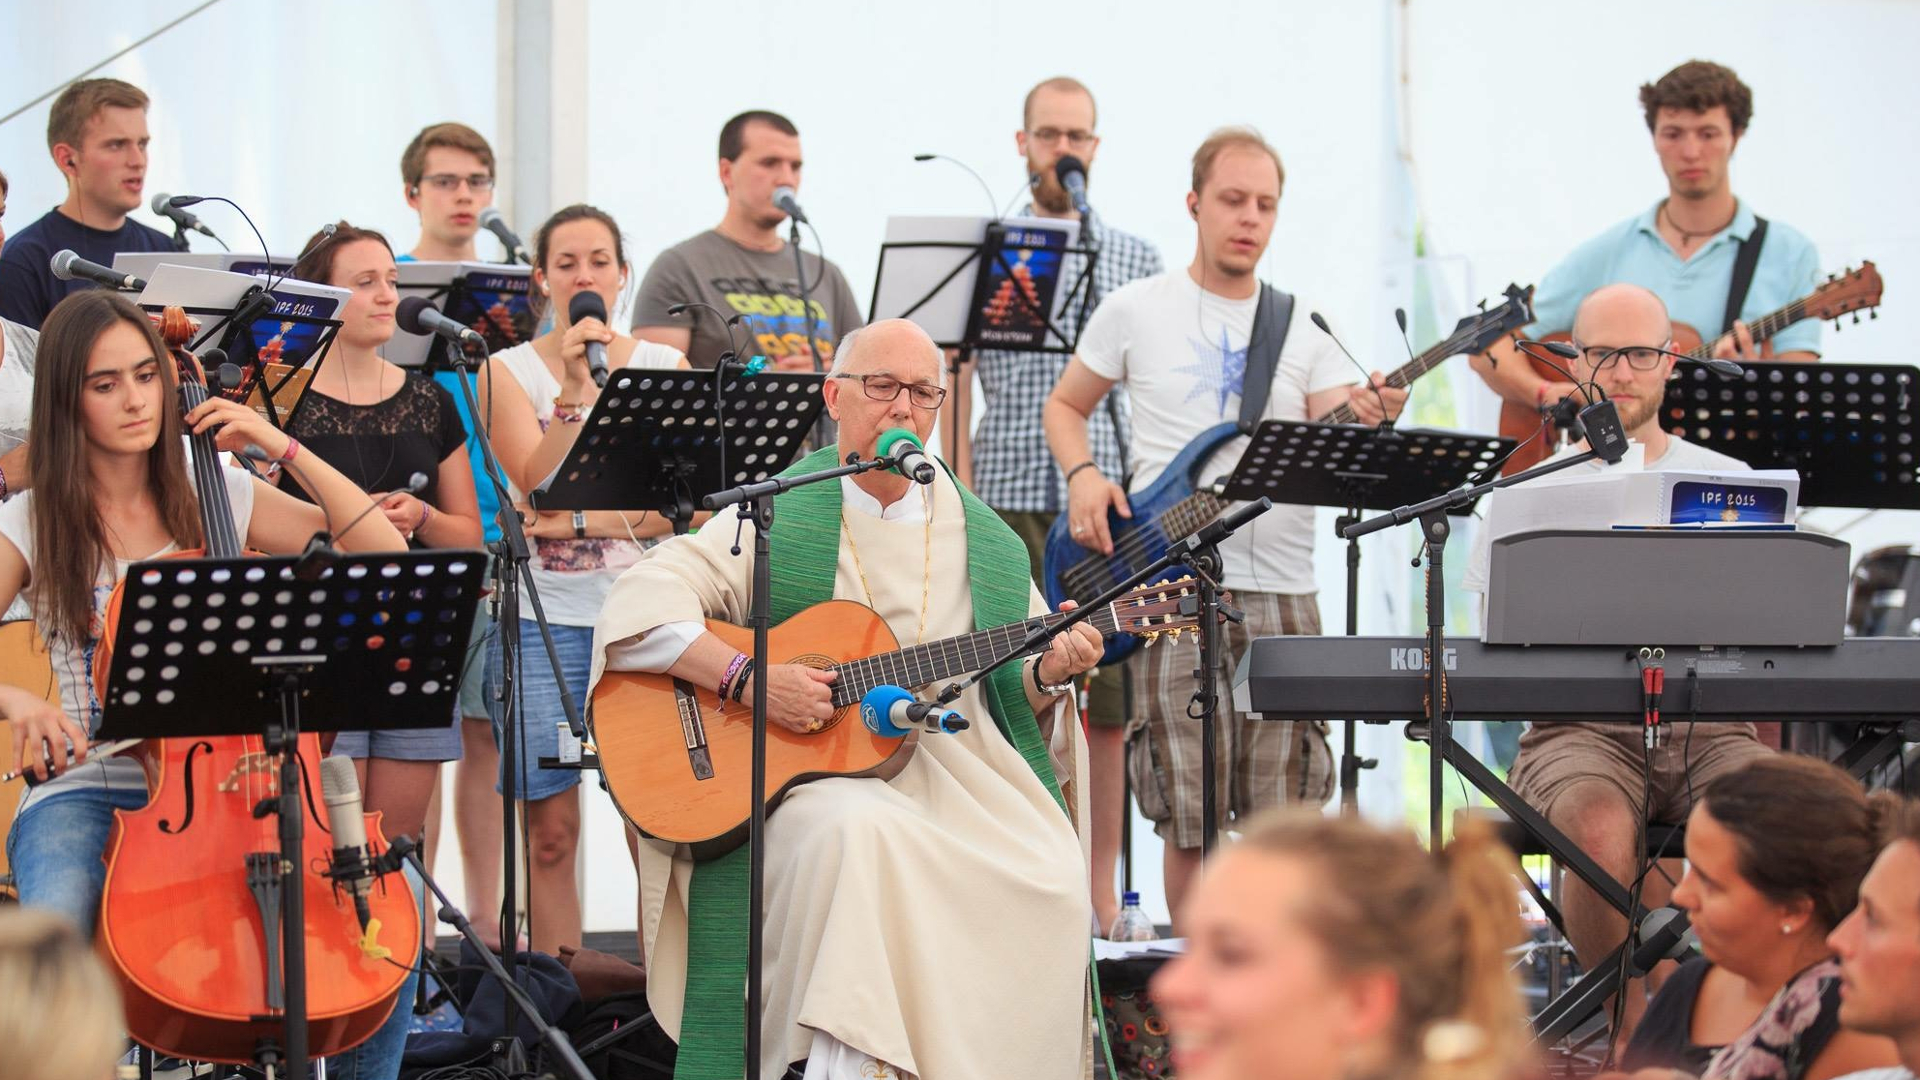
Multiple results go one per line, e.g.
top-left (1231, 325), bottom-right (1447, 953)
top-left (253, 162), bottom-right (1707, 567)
top-left (1043, 126), bottom-right (1406, 930)
top-left (1470, 60), bottom-right (1824, 475)
top-left (589, 317), bottom-right (1104, 1080)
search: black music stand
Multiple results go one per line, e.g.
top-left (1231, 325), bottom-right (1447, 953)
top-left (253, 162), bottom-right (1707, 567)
top-left (94, 550), bottom-right (484, 1079)
top-left (870, 221), bottom-right (1098, 466)
top-left (140, 289), bottom-right (343, 433)
top-left (1661, 361), bottom-right (1920, 508)
top-left (1220, 420), bottom-right (1514, 812)
top-left (534, 367), bottom-right (826, 534)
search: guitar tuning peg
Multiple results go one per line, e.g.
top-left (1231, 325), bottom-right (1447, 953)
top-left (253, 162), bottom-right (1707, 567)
top-left (1854, 313), bottom-right (1862, 324)
top-left (1828, 272), bottom-right (1838, 283)
top-left (1871, 309), bottom-right (1879, 320)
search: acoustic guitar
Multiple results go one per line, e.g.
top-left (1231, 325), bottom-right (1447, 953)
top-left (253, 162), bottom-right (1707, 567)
top-left (1041, 284), bottom-right (1536, 665)
top-left (591, 578), bottom-right (1209, 859)
top-left (0, 620), bottom-right (58, 899)
top-left (1497, 262), bottom-right (1885, 475)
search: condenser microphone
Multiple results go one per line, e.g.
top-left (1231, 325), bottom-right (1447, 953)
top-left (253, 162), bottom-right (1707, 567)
top-left (772, 185), bottom-right (809, 224)
top-left (860, 685), bottom-right (969, 737)
top-left (478, 207), bottom-right (532, 265)
top-left (50, 250), bottom-right (145, 292)
top-left (1053, 155), bottom-right (1091, 216)
top-left (319, 755), bottom-right (377, 928)
top-left (567, 290), bottom-right (611, 389)
top-left (876, 428), bottom-right (936, 485)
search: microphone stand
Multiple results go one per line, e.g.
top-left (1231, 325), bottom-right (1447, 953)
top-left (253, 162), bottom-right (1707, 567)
top-left (789, 216), bottom-right (831, 450)
top-left (699, 450), bottom-right (910, 1080)
top-left (440, 338), bottom-right (589, 1041)
top-left (1341, 399), bottom-right (1626, 845)
top-left (382, 836), bottom-right (594, 1080)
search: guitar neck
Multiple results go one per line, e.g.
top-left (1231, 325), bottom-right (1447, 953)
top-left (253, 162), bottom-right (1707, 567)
top-left (829, 606), bottom-right (1121, 706)
top-left (1685, 296), bottom-right (1809, 359)
top-left (1316, 340), bottom-right (1453, 425)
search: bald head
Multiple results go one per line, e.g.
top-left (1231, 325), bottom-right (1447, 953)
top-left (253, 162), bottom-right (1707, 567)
top-left (1572, 283), bottom-right (1672, 345)
top-left (831, 318), bottom-right (945, 385)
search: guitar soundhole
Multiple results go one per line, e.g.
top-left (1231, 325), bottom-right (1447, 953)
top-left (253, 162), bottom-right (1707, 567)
top-left (786, 652), bottom-right (847, 733)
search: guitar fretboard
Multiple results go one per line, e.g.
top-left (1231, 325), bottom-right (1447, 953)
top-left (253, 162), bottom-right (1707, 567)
top-left (1684, 297), bottom-right (1808, 359)
top-left (1317, 335), bottom-right (1462, 425)
top-left (828, 606), bottom-right (1121, 706)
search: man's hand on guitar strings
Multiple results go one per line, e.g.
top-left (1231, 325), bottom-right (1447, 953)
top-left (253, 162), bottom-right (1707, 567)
top-left (756, 664), bottom-right (838, 734)
top-left (1036, 600), bottom-right (1104, 687)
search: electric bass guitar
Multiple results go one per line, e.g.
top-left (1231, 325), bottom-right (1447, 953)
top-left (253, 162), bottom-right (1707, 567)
top-left (1497, 262), bottom-right (1885, 475)
top-left (1042, 284), bottom-right (1536, 665)
top-left (590, 578), bottom-right (1208, 859)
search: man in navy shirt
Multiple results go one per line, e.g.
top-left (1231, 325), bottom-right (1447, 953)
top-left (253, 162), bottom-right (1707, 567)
top-left (0, 78), bottom-right (174, 329)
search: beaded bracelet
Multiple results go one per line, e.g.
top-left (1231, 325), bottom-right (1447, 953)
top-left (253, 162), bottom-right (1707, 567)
top-left (416, 501), bottom-right (434, 533)
top-left (718, 652), bottom-right (750, 700)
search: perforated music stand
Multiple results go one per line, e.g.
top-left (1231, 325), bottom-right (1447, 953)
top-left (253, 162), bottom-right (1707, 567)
top-left (533, 367), bottom-right (827, 534)
top-left (1219, 419), bottom-right (1516, 812)
top-left (92, 550), bottom-right (486, 1078)
top-left (1661, 361), bottom-right (1920, 508)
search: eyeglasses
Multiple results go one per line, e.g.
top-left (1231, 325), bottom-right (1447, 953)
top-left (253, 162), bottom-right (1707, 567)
top-left (419, 173), bottom-right (495, 193)
top-left (832, 373), bottom-right (947, 409)
top-left (1573, 344), bottom-right (1672, 372)
top-left (1028, 127), bottom-right (1096, 150)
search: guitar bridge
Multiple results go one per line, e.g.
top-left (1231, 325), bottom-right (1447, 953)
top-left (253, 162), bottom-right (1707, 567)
top-left (673, 679), bottom-right (714, 781)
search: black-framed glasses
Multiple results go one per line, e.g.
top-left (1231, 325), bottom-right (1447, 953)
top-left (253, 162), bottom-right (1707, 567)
top-left (831, 373), bottom-right (947, 409)
top-left (419, 173), bottom-right (495, 193)
top-left (1572, 343), bottom-right (1673, 372)
top-left (1028, 127), bottom-right (1096, 149)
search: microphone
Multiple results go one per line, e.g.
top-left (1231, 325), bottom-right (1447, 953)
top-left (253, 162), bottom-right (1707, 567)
top-left (914, 153), bottom-right (1001, 220)
top-left (50, 250), bottom-right (145, 292)
top-left (1650, 346), bottom-right (1744, 378)
top-left (567, 290), bottom-right (611, 389)
top-left (860, 684), bottom-right (969, 737)
top-left (1309, 311), bottom-right (1393, 428)
top-left (1054, 155), bottom-right (1091, 216)
top-left (152, 192), bottom-right (222, 243)
top-left (478, 207), bottom-right (532, 266)
top-left (334, 471), bottom-right (430, 547)
top-left (772, 185), bottom-right (809, 225)
top-left (319, 755), bottom-right (377, 929)
top-left (396, 295), bottom-right (485, 351)
top-left (876, 428), bottom-right (936, 485)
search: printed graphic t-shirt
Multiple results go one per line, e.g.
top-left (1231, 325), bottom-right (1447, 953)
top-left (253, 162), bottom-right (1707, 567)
top-left (632, 229), bottom-right (865, 369)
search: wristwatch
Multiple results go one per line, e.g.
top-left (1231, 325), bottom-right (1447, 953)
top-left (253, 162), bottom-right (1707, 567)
top-left (1030, 657), bottom-right (1074, 697)
top-left (572, 510), bottom-right (587, 539)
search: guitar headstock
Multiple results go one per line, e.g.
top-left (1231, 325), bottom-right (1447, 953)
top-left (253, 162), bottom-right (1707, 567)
top-left (1108, 576), bottom-right (1218, 646)
top-left (1439, 283), bottom-right (1535, 359)
top-left (1808, 262), bottom-right (1883, 326)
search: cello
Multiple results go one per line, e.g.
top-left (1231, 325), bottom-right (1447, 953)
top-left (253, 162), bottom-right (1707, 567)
top-left (91, 307), bottom-right (419, 1067)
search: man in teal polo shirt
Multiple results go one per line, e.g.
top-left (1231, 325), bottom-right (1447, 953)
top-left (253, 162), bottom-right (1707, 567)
top-left (1473, 60), bottom-right (1821, 418)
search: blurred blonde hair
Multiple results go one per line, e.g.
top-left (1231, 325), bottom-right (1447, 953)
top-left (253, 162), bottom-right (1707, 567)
top-left (1237, 810), bottom-right (1533, 1080)
top-left (0, 907), bottom-right (125, 1080)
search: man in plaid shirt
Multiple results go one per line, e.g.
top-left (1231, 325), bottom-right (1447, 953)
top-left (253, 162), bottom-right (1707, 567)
top-left (972, 75), bottom-right (1163, 935)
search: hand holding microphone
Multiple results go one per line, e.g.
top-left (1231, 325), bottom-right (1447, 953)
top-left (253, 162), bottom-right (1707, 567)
top-left (566, 291), bottom-right (613, 389)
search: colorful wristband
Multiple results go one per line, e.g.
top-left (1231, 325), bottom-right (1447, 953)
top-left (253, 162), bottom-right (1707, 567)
top-left (718, 652), bottom-right (749, 700)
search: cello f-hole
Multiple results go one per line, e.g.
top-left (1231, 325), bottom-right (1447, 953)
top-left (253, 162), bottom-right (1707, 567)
top-left (158, 740), bottom-right (215, 835)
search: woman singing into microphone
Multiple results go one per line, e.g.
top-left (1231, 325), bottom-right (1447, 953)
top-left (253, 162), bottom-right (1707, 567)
top-left (477, 203), bottom-right (686, 954)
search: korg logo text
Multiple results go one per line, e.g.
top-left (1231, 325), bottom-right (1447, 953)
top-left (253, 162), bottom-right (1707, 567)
top-left (1388, 647), bottom-right (1456, 671)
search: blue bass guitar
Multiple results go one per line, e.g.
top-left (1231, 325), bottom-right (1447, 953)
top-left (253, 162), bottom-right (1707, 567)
top-left (1042, 284), bottom-right (1535, 665)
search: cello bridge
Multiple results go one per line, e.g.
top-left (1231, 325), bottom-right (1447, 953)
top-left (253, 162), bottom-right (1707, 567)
top-left (217, 751), bottom-right (279, 793)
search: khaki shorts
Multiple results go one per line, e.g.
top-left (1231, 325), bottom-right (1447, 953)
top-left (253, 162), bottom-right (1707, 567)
top-left (1508, 721), bottom-right (1773, 825)
top-left (995, 507), bottom-right (1131, 730)
top-left (1130, 591), bottom-right (1332, 849)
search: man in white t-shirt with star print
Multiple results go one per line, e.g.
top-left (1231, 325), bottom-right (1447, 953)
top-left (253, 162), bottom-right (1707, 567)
top-left (1044, 126), bottom-right (1405, 927)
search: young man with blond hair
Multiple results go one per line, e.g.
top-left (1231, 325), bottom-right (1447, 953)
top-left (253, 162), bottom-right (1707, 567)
top-left (0, 78), bottom-right (174, 329)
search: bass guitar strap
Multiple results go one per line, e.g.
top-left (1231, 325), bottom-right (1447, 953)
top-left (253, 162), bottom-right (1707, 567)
top-left (1722, 215), bottom-right (1769, 336)
top-left (1239, 282), bottom-right (1295, 432)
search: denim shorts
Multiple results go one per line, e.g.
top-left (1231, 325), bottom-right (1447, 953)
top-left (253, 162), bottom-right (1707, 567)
top-left (7, 783), bottom-right (150, 933)
top-left (457, 600), bottom-right (495, 721)
top-left (330, 604), bottom-right (488, 762)
top-left (486, 618), bottom-right (591, 801)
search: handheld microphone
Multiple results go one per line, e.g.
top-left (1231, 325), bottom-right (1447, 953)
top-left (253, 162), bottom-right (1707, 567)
top-left (1054, 155), bottom-right (1091, 216)
top-left (319, 755), bottom-right (377, 929)
top-left (876, 428), bottom-right (936, 485)
top-left (567, 291), bottom-right (612, 389)
top-left (860, 685), bottom-right (969, 737)
top-left (478, 207), bottom-right (532, 266)
top-left (152, 192), bottom-right (222, 243)
top-left (50, 250), bottom-right (145, 292)
top-left (396, 295), bottom-right (486, 351)
top-left (1309, 311), bottom-right (1393, 428)
top-left (772, 185), bottom-right (809, 225)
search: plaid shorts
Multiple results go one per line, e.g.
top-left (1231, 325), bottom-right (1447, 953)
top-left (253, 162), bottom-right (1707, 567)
top-left (1130, 590), bottom-right (1332, 849)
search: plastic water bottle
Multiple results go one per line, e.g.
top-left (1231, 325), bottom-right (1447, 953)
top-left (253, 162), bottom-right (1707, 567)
top-left (1108, 891), bottom-right (1156, 942)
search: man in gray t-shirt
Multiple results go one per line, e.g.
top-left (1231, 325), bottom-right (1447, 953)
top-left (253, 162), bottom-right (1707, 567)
top-left (633, 110), bottom-right (864, 370)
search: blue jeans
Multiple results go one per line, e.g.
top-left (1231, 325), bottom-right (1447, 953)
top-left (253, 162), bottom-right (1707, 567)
top-left (326, 861), bottom-right (425, 1080)
top-left (7, 783), bottom-right (150, 933)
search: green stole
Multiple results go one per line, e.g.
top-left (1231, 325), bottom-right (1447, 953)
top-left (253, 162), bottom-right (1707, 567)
top-left (673, 446), bottom-right (1066, 1080)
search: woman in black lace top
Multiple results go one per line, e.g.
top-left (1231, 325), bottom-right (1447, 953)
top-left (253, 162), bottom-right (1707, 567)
top-left (283, 222), bottom-right (482, 848)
